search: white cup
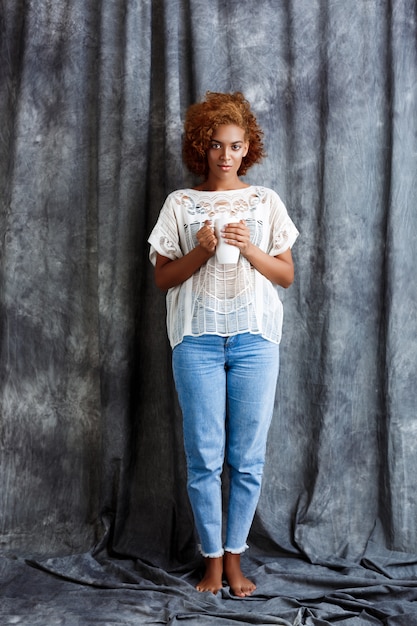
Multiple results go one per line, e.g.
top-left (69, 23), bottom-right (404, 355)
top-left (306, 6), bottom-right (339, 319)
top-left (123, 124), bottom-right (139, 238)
top-left (214, 215), bottom-right (240, 264)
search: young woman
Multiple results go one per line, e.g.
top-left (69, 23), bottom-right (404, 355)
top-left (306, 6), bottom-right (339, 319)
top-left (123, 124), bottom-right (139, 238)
top-left (148, 92), bottom-right (298, 596)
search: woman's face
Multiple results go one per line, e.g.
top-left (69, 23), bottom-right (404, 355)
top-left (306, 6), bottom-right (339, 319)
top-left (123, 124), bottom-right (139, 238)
top-left (206, 124), bottom-right (249, 187)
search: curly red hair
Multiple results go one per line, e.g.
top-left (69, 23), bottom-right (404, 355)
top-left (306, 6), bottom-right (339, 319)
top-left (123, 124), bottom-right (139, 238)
top-left (182, 91), bottom-right (266, 178)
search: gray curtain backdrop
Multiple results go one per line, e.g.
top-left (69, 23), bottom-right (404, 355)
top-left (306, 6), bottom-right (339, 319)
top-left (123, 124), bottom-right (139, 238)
top-left (1, 0), bottom-right (417, 624)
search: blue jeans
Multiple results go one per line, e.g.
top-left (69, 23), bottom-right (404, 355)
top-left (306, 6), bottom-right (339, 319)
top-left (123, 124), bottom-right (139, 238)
top-left (172, 333), bottom-right (280, 557)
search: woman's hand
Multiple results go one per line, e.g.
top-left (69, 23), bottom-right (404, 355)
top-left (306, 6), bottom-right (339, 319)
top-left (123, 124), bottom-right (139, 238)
top-left (154, 221), bottom-right (216, 291)
top-left (197, 220), bottom-right (217, 254)
top-left (220, 220), bottom-right (251, 255)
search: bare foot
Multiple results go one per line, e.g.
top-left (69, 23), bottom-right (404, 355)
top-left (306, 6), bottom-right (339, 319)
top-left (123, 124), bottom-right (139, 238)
top-left (196, 556), bottom-right (223, 594)
top-left (223, 552), bottom-right (256, 597)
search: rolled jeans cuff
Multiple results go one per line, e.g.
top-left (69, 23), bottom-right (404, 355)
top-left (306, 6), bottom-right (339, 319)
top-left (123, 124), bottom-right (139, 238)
top-left (199, 545), bottom-right (224, 558)
top-left (224, 543), bottom-right (249, 555)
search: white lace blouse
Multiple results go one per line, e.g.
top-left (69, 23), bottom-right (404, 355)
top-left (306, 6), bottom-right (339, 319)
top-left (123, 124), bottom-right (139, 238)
top-left (148, 186), bottom-right (299, 348)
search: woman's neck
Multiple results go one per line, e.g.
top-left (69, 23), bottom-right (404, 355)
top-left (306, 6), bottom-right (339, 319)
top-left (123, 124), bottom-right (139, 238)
top-left (194, 179), bottom-right (251, 192)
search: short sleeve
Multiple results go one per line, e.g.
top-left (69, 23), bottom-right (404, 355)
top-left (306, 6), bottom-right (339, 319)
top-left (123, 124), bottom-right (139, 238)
top-left (269, 191), bottom-right (299, 256)
top-left (148, 195), bottom-right (183, 266)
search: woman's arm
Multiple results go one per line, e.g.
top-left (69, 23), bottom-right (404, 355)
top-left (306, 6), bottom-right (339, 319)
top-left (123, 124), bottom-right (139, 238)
top-left (243, 246), bottom-right (294, 287)
top-left (155, 219), bottom-right (295, 290)
top-left (221, 220), bottom-right (295, 288)
top-left (154, 221), bottom-right (217, 290)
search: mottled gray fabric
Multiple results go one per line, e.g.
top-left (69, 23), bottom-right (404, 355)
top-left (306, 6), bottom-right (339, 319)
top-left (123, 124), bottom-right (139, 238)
top-left (1, 0), bottom-right (417, 623)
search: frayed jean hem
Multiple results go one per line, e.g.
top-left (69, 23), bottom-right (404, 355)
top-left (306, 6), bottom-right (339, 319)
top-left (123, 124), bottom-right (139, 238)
top-left (198, 543), bottom-right (249, 558)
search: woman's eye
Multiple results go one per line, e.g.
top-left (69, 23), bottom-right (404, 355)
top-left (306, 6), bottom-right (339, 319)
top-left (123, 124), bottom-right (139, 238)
top-left (211, 143), bottom-right (221, 149)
